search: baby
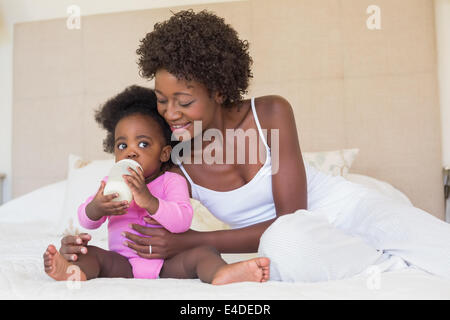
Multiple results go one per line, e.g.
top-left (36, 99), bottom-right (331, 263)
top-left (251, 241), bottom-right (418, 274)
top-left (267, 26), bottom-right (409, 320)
top-left (43, 85), bottom-right (270, 284)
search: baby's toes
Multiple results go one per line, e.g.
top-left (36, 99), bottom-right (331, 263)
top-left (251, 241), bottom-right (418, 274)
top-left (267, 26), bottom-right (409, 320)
top-left (44, 255), bottom-right (53, 270)
top-left (43, 245), bottom-right (57, 258)
top-left (261, 268), bottom-right (270, 282)
top-left (43, 245), bottom-right (57, 272)
top-left (46, 244), bottom-right (58, 255)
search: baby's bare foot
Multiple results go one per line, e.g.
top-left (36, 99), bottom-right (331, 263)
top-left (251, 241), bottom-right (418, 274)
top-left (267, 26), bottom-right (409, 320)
top-left (43, 244), bottom-right (86, 281)
top-left (211, 257), bottom-right (270, 285)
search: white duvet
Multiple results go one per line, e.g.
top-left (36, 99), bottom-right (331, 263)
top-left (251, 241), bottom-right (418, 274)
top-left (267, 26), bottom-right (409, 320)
top-left (0, 174), bottom-right (449, 300)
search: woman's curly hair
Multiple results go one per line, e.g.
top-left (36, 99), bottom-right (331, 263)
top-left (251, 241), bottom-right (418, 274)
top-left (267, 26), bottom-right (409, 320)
top-left (136, 9), bottom-right (253, 107)
top-left (94, 85), bottom-right (174, 168)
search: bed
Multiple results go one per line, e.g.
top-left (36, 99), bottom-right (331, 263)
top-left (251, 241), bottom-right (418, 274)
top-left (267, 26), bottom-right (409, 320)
top-left (1, 152), bottom-right (449, 300)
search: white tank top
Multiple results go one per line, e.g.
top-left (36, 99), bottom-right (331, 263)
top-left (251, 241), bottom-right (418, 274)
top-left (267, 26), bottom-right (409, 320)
top-left (177, 97), bottom-right (333, 229)
top-left (178, 97), bottom-right (276, 229)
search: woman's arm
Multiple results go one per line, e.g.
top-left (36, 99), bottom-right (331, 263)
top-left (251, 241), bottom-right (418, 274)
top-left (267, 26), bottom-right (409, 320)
top-left (186, 218), bottom-right (277, 253)
top-left (124, 96), bottom-right (307, 257)
top-left (262, 95), bottom-right (308, 214)
top-left (184, 95), bottom-right (308, 250)
top-left (125, 217), bottom-right (275, 256)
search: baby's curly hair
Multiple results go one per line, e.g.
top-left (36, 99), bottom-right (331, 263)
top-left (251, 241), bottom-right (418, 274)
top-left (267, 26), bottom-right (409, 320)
top-left (94, 85), bottom-right (174, 167)
top-left (136, 9), bottom-right (253, 107)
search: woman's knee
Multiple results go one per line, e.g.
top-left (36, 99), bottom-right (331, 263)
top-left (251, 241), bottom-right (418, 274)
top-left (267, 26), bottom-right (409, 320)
top-left (258, 210), bottom-right (317, 256)
top-left (258, 210), bottom-right (381, 282)
top-left (258, 210), bottom-right (321, 281)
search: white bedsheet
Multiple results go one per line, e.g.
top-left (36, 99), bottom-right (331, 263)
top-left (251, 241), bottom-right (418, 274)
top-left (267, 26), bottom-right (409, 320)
top-left (0, 222), bottom-right (449, 300)
top-left (1, 174), bottom-right (449, 299)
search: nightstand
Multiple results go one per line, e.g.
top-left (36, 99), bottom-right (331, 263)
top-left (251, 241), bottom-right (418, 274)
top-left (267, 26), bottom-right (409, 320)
top-left (444, 167), bottom-right (450, 223)
top-left (0, 173), bottom-right (5, 205)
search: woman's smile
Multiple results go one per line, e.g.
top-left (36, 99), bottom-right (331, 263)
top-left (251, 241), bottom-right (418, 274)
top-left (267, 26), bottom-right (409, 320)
top-left (170, 122), bottom-right (192, 132)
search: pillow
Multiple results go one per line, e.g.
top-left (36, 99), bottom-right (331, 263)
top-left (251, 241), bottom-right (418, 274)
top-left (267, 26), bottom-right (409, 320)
top-left (302, 148), bottom-right (359, 177)
top-left (190, 199), bottom-right (230, 231)
top-left (56, 154), bottom-right (115, 240)
top-left (345, 173), bottom-right (413, 206)
top-left (0, 180), bottom-right (67, 227)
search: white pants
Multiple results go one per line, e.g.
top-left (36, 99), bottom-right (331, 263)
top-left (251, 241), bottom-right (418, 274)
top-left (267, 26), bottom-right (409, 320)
top-left (258, 178), bottom-right (450, 282)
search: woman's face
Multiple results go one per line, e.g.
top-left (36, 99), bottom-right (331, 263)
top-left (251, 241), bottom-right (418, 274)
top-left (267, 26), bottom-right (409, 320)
top-left (154, 69), bottom-right (220, 141)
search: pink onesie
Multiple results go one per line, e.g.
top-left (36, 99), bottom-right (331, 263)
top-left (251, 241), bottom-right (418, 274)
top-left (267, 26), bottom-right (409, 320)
top-left (77, 171), bottom-right (193, 279)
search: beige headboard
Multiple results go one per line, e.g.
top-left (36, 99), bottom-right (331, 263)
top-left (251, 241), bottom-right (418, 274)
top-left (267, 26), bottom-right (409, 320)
top-left (12, 0), bottom-right (445, 219)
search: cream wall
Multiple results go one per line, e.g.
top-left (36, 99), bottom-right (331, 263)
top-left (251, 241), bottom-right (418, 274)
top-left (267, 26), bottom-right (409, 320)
top-left (2, 0), bottom-right (449, 219)
top-left (435, 0), bottom-right (450, 222)
top-left (0, 0), bottom-right (240, 203)
top-left (435, 0), bottom-right (450, 168)
top-left (9, 0), bottom-right (446, 219)
top-left (0, 5), bottom-right (13, 204)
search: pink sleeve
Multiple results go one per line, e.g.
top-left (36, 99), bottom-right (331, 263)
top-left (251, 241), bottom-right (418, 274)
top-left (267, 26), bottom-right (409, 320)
top-left (77, 177), bottom-right (108, 229)
top-left (150, 173), bottom-right (193, 233)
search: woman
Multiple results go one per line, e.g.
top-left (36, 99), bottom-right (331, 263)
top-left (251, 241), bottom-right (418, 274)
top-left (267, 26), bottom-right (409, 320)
top-left (60, 9), bottom-right (450, 282)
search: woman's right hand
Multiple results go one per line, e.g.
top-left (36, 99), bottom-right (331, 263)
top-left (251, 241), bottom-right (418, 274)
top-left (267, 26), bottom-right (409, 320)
top-left (123, 220), bottom-right (196, 260)
top-left (59, 233), bottom-right (92, 262)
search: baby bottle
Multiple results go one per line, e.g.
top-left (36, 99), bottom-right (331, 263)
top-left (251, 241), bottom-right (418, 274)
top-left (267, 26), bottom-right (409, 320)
top-left (103, 159), bottom-right (142, 203)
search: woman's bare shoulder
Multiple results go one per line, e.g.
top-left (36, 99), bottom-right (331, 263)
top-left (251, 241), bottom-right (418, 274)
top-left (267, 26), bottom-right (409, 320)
top-left (255, 95), bottom-right (292, 108)
top-left (253, 95), bottom-right (296, 129)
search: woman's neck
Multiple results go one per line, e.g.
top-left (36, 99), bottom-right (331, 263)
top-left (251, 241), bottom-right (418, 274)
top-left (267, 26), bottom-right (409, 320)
top-left (187, 101), bottom-right (247, 164)
top-left (193, 102), bottom-right (229, 150)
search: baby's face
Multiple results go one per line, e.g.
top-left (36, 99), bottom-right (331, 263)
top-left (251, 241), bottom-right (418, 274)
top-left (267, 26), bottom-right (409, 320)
top-left (114, 114), bottom-right (171, 182)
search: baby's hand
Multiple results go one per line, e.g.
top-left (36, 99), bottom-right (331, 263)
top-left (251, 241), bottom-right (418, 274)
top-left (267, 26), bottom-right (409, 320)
top-left (123, 166), bottom-right (154, 210)
top-left (86, 181), bottom-right (130, 221)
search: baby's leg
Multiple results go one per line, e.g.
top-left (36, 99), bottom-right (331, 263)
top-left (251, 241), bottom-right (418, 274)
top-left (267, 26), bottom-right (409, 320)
top-left (43, 244), bottom-right (132, 281)
top-left (73, 245), bottom-right (133, 279)
top-left (159, 245), bottom-right (270, 285)
top-left (159, 246), bottom-right (224, 281)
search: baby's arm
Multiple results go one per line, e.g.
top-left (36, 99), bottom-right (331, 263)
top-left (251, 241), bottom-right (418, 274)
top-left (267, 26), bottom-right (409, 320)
top-left (78, 193), bottom-right (106, 230)
top-left (148, 173), bottom-right (193, 233)
top-left (78, 177), bottom-right (129, 229)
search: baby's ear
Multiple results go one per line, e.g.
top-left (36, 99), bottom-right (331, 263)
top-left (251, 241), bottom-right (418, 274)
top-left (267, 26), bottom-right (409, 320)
top-left (160, 145), bottom-right (172, 163)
